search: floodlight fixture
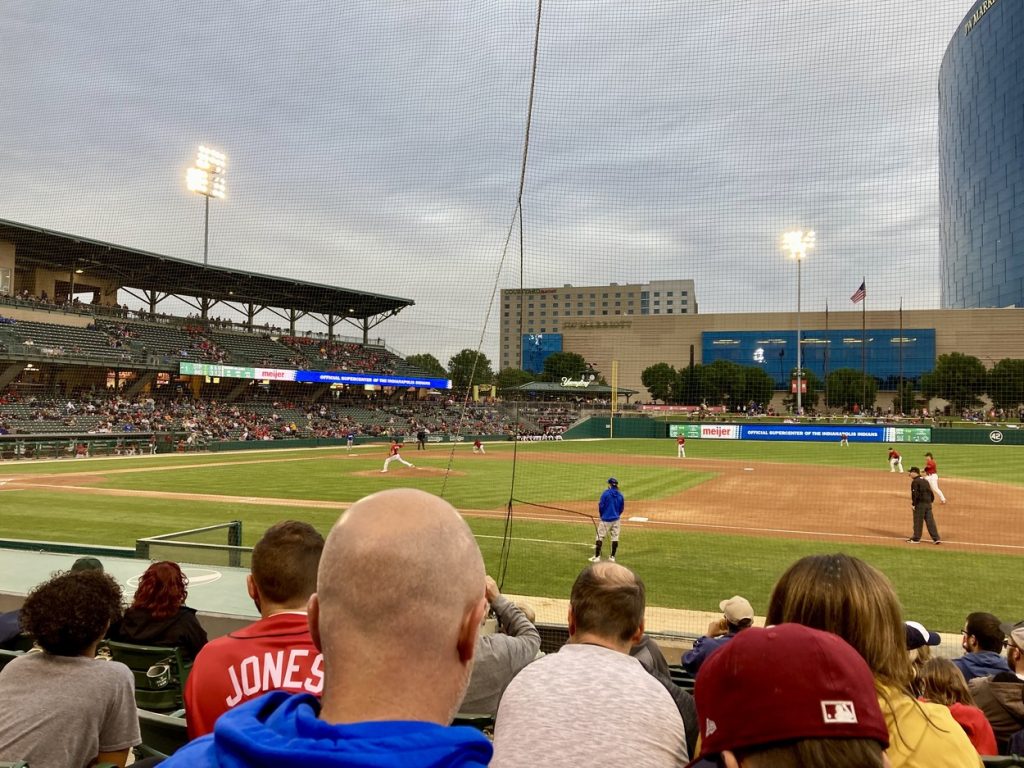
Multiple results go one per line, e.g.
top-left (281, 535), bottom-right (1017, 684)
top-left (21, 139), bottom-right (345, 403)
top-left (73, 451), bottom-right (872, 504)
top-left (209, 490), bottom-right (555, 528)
top-left (781, 229), bottom-right (815, 261)
top-left (780, 229), bottom-right (816, 415)
top-left (187, 144), bottom-right (228, 266)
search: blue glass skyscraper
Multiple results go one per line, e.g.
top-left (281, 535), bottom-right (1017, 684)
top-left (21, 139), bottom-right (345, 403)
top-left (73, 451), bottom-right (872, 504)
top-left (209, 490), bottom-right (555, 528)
top-left (939, 0), bottom-right (1024, 308)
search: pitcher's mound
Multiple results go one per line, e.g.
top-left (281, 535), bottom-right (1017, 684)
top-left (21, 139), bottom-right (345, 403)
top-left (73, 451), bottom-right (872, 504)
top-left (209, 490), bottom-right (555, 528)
top-left (353, 467), bottom-right (465, 478)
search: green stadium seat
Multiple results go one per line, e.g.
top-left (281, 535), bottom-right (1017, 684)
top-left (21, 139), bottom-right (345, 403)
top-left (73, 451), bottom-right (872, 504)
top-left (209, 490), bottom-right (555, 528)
top-left (102, 640), bottom-right (190, 713)
top-left (982, 757), bottom-right (1024, 767)
top-left (135, 708), bottom-right (189, 760)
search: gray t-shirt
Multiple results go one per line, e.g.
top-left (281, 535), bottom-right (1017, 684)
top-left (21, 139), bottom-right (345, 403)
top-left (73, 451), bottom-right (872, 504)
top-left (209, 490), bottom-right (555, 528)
top-left (461, 596), bottom-right (542, 715)
top-left (0, 652), bottom-right (141, 767)
top-left (492, 642), bottom-right (688, 767)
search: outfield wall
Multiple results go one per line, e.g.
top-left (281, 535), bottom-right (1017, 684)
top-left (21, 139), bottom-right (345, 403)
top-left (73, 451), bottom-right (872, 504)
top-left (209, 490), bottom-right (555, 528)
top-left (563, 417), bottom-right (1024, 445)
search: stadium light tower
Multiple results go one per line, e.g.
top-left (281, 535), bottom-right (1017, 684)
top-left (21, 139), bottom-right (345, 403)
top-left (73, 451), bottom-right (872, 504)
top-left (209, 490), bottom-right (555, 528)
top-left (186, 145), bottom-right (227, 266)
top-left (780, 229), bottom-right (815, 415)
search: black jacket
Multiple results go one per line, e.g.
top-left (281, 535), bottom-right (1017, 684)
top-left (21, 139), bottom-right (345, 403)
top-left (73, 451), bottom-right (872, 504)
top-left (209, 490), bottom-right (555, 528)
top-left (109, 605), bottom-right (208, 660)
top-left (911, 475), bottom-right (934, 506)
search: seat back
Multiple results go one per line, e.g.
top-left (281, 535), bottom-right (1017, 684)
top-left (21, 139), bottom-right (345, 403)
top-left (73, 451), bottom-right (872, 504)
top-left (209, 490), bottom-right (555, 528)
top-left (136, 708), bottom-right (189, 759)
top-left (667, 664), bottom-right (696, 693)
top-left (103, 640), bottom-right (189, 713)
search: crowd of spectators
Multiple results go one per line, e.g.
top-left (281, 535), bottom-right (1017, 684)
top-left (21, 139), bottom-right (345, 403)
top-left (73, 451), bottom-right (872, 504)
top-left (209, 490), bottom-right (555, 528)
top-left (0, 391), bottom-right (576, 443)
top-left (279, 336), bottom-right (397, 374)
top-left (0, 497), bottom-right (1021, 766)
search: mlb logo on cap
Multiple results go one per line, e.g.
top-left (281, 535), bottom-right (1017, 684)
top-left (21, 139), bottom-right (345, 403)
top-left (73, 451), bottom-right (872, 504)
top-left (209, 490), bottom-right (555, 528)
top-left (822, 701), bottom-right (858, 724)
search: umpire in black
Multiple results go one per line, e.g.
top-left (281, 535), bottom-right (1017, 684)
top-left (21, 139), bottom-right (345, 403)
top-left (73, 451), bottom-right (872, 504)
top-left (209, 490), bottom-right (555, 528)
top-left (907, 466), bottom-right (941, 544)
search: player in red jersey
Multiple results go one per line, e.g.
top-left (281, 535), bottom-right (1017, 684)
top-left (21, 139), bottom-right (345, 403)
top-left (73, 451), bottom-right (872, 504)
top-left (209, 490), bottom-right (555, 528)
top-left (888, 446), bottom-right (903, 473)
top-left (473, 439), bottom-right (485, 454)
top-left (676, 435), bottom-right (686, 458)
top-left (923, 451), bottom-right (947, 503)
top-left (381, 439), bottom-right (414, 472)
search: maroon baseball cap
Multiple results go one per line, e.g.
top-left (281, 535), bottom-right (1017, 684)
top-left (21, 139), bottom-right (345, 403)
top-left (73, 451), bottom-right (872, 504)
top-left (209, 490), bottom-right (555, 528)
top-left (690, 624), bottom-right (889, 762)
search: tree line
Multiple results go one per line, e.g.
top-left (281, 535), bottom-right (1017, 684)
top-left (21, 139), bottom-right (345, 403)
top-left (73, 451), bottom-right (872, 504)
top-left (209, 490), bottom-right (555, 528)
top-left (406, 350), bottom-right (598, 394)
top-left (639, 353), bottom-right (1024, 412)
top-left (406, 348), bottom-right (1024, 412)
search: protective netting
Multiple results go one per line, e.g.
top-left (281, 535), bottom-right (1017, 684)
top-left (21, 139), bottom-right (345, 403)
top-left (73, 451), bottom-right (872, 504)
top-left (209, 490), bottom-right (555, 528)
top-left (1, 0), bottom-right (1022, 637)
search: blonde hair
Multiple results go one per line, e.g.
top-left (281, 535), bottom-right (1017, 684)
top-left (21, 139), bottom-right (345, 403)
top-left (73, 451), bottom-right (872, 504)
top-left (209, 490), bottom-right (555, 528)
top-left (916, 657), bottom-right (976, 707)
top-left (766, 554), bottom-right (913, 692)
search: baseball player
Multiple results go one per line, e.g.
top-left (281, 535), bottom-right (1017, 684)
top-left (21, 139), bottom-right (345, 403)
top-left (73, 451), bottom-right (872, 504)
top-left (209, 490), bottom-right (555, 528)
top-left (887, 446), bottom-right (903, 473)
top-left (840, 432), bottom-right (849, 447)
top-left (472, 439), bottom-right (485, 454)
top-left (676, 435), bottom-right (686, 458)
top-left (589, 477), bottom-right (624, 563)
top-left (346, 432), bottom-right (354, 452)
top-left (381, 439), bottom-right (414, 473)
top-left (923, 452), bottom-right (946, 503)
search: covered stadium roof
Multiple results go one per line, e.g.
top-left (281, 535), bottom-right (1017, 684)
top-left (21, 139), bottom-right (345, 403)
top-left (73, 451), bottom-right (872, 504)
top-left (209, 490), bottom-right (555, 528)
top-left (0, 218), bottom-right (414, 321)
top-left (504, 381), bottom-right (638, 396)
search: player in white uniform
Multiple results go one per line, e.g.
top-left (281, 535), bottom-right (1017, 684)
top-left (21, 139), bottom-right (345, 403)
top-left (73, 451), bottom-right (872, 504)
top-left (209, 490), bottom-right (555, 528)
top-left (676, 435), bottom-right (686, 458)
top-left (472, 439), bottom-right (485, 454)
top-left (381, 440), bottom-right (414, 472)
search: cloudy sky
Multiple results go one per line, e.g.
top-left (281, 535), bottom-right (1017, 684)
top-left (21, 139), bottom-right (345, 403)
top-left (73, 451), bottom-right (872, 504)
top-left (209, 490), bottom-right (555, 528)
top-left (2, 1), bottom-right (976, 364)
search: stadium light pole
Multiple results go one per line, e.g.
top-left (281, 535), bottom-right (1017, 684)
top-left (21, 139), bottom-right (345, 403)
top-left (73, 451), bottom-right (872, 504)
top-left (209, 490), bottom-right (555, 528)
top-left (780, 230), bottom-right (815, 415)
top-left (186, 145), bottom-right (227, 266)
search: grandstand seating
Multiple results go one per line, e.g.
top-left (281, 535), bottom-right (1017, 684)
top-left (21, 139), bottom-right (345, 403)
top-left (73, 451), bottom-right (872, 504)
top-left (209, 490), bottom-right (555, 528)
top-left (208, 331), bottom-right (298, 367)
top-left (0, 312), bottom-right (438, 382)
top-left (1, 319), bottom-right (137, 364)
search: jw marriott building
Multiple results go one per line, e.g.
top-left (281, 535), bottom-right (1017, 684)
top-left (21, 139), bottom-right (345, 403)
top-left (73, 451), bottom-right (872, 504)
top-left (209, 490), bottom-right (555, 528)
top-left (499, 280), bottom-right (696, 371)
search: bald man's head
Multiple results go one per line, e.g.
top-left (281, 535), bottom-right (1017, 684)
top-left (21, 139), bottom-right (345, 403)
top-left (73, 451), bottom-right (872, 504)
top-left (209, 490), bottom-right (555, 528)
top-left (314, 488), bottom-right (486, 665)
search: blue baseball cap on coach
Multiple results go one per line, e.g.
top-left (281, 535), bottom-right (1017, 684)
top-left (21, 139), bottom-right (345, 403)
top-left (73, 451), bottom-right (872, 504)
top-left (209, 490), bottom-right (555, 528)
top-left (607, 477), bottom-right (618, 486)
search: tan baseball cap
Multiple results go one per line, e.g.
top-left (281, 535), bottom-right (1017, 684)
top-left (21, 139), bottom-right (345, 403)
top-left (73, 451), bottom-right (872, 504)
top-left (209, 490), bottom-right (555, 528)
top-left (1000, 619), bottom-right (1024, 650)
top-left (720, 595), bottom-right (754, 623)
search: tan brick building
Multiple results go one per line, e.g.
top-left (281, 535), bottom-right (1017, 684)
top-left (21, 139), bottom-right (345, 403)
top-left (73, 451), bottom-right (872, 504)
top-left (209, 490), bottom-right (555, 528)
top-left (559, 308), bottom-right (1024, 402)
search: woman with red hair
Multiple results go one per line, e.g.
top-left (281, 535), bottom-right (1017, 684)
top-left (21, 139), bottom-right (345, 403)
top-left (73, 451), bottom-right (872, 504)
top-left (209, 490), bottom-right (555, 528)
top-left (110, 561), bottom-right (207, 660)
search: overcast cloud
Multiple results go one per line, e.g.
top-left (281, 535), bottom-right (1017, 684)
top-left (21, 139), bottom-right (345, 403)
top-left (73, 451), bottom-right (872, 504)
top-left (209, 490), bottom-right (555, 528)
top-left (1, 1), bottom-right (976, 363)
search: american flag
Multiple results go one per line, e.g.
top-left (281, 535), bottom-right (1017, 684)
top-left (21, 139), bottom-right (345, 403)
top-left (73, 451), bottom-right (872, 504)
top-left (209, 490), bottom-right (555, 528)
top-left (850, 282), bottom-right (866, 304)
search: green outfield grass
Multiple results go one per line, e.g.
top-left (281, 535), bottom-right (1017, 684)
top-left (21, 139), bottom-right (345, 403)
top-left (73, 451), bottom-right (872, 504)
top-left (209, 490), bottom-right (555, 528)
top-left (2, 438), bottom-right (1022, 631)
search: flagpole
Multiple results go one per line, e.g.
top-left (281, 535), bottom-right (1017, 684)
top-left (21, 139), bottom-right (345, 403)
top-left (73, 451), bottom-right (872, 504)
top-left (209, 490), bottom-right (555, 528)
top-left (861, 276), bottom-right (866, 410)
top-left (899, 297), bottom-right (904, 415)
top-left (824, 299), bottom-right (830, 411)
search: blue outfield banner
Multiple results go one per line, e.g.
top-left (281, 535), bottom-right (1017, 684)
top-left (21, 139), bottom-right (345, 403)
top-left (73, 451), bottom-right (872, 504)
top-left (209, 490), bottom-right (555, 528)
top-left (739, 424), bottom-right (886, 442)
top-left (668, 423), bottom-right (931, 443)
top-left (294, 370), bottom-right (451, 389)
top-left (179, 361), bottom-right (451, 390)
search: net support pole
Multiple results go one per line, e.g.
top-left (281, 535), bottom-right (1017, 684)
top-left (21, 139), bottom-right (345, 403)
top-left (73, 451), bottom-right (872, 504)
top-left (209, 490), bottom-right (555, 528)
top-left (228, 520), bottom-right (243, 568)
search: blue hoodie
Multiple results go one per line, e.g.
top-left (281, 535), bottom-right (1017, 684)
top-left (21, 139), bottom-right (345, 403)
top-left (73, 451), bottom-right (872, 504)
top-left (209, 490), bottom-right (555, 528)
top-left (163, 691), bottom-right (493, 767)
top-left (953, 651), bottom-right (1011, 682)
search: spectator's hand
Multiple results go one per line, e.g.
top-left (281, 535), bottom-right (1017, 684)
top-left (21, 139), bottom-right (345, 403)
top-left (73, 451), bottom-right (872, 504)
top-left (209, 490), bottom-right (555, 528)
top-left (706, 618), bottom-right (729, 637)
top-left (485, 576), bottom-right (500, 604)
